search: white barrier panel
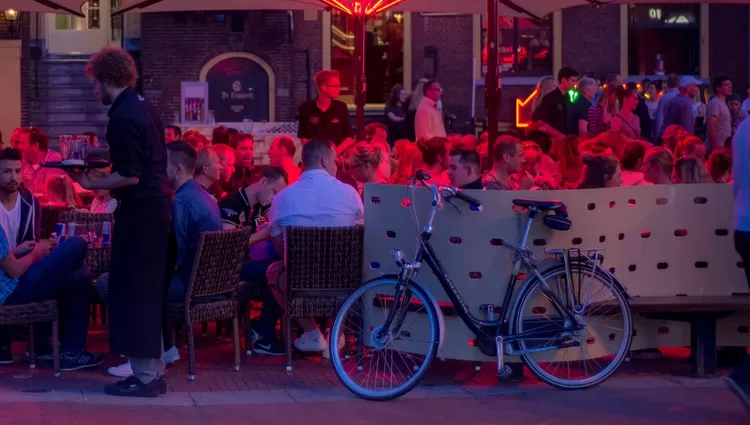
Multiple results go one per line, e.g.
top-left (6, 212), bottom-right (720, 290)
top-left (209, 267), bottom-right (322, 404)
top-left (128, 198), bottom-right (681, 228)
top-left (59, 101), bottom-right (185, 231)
top-left (363, 184), bottom-right (750, 360)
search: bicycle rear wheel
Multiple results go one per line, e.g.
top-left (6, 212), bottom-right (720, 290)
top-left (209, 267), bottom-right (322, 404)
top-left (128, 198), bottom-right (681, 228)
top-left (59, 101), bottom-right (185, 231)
top-left (330, 277), bottom-right (440, 401)
top-left (512, 264), bottom-right (632, 389)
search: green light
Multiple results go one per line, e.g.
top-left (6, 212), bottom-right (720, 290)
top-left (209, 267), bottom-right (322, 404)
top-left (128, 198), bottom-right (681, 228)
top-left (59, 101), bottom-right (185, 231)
top-left (567, 88), bottom-right (580, 103)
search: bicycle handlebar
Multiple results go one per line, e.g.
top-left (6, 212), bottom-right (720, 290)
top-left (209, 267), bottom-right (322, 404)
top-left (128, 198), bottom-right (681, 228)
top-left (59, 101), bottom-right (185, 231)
top-left (411, 171), bottom-right (484, 233)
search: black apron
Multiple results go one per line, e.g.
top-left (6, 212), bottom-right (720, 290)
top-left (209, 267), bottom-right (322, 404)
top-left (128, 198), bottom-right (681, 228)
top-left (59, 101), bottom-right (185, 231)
top-left (108, 195), bottom-right (171, 359)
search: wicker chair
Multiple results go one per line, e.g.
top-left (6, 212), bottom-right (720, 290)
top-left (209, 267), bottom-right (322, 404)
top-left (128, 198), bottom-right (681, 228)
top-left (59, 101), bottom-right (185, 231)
top-left (40, 204), bottom-right (71, 239)
top-left (283, 226), bottom-right (364, 371)
top-left (0, 300), bottom-right (60, 376)
top-left (167, 228), bottom-right (252, 380)
top-left (59, 211), bottom-right (114, 241)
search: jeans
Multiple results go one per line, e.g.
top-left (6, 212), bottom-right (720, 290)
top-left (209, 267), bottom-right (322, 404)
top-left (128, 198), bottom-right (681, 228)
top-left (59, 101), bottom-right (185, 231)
top-left (4, 237), bottom-right (91, 353)
top-left (239, 257), bottom-right (282, 341)
top-left (733, 231), bottom-right (750, 380)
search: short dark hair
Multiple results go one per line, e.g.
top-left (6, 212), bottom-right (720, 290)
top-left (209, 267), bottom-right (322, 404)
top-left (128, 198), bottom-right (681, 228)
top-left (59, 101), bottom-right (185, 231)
top-left (0, 147), bottom-right (23, 162)
top-left (212, 125), bottom-right (230, 145)
top-left (274, 136), bottom-right (296, 157)
top-left (423, 80), bottom-right (439, 95)
top-left (450, 149), bottom-right (481, 170)
top-left (713, 75), bottom-right (732, 92)
top-left (417, 137), bottom-right (448, 166)
top-left (23, 127), bottom-right (49, 151)
top-left (260, 165), bottom-right (289, 185)
top-left (492, 136), bottom-right (521, 163)
top-left (166, 141), bottom-right (197, 173)
top-left (605, 73), bottom-right (621, 86)
top-left (166, 125), bottom-right (182, 138)
top-left (621, 142), bottom-right (646, 171)
top-left (557, 67), bottom-right (578, 82)
top-left (232, 134), bottom-right (254, 150)
top-left (301, 138), bottom-right (335, 170)
top-left (666, 73), bottom-right (679, 89)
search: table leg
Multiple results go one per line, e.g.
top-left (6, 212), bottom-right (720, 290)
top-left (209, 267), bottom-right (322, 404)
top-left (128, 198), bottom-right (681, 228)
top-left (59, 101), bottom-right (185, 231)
top-left (690, 314), bottom-right (718, 377)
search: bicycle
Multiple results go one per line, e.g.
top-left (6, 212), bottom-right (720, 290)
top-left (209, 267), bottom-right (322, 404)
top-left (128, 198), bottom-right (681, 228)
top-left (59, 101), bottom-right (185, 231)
top-left (330, 170), bottom-right (633, 401)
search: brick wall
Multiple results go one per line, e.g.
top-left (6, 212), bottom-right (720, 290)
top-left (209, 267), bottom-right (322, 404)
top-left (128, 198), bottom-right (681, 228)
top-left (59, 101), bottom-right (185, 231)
top-left (410, 14), bottom-right (475, 131)
top-left (140, 11), bottom-right (322, 125)
top-left (1, 12), bottom-right (30, 128)
top-left (562, 5), bottom-right (620, 78)
top-left (709, 4), bottom-right (749, 94)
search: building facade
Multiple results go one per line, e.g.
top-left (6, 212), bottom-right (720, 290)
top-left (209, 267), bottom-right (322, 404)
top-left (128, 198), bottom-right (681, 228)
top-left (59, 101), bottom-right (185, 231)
top-left (6, 3), bottom-right (750, 138)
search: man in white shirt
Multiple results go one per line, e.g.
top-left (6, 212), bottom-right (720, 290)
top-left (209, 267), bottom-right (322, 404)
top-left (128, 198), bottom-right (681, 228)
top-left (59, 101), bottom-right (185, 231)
top-left (0, 148), bottom-right (40, 251)
top-left (707, 75), bottom-right (733, 152)
top-left (268, 138), bottom-right (364, 354)
top-left (415, 80), bottom-right (447, 142)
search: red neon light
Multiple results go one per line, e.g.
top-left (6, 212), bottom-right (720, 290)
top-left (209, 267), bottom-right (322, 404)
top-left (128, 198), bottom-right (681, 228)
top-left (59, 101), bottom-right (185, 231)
top-left (320, 0), bottom-right (403, 15)
top-left (515, 89), bottom-right (538, 128)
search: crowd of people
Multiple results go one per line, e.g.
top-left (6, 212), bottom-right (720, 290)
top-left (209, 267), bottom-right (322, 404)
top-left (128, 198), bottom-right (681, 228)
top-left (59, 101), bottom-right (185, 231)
top-left (0, 45), bottom-right (749, 405)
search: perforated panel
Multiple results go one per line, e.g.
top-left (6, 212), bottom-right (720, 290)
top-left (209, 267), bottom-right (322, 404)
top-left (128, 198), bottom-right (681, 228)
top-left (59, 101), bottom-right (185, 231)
top-left (363, 184), bottom-right (750, 360)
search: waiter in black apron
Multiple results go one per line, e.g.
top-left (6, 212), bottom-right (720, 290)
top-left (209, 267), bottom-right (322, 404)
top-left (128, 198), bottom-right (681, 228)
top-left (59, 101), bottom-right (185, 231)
top-left (70, 47), bottom-right (171, 397)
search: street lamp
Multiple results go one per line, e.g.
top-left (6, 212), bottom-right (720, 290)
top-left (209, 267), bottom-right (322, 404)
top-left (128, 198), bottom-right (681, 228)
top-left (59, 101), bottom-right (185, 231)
top-left (2, 9), bottom-right (19, 37)
top-left (317, 0), bottom-right (404, 141)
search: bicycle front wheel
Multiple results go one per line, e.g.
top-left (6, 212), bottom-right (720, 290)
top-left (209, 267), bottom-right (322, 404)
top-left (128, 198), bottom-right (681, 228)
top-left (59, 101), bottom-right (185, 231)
top-left (512, 264), bottom-right (632, 389)
top-left (330, 277), bottom-right (440, 401)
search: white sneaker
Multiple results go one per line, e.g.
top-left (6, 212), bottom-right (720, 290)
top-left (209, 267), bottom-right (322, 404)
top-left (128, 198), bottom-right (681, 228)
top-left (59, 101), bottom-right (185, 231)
top-left (163, 346), bottom-right (180, 364)
top-left (107, 347), bottom-right (180, 378)
top-left (321, 329), bottom-right (345, 360)
top-left (293, 330), bottom-right (328, 352)
top-left (107, 360), bottom-right (133, 377)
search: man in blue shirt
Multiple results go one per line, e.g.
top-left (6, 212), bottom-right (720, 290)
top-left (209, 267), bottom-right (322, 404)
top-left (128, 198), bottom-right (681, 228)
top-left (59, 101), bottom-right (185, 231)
top-left (662, 76), bottom-right (701, 137)
top-left (653, 74), bottom-right (680, 141)
top-left (165, 142), bottom-right (223, 300)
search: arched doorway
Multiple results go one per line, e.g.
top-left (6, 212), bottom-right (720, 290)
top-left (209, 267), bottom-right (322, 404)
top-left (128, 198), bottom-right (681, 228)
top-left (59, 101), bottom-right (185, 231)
top-left (199, 52), bottom-right (276, 123)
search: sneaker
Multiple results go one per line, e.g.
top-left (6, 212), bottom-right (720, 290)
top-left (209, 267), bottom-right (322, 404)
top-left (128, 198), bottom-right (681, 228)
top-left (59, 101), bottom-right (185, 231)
top-left (253, 337), bottom-right (284, 356)
top-left (321, 329), bottom-right (345, 360)
top-left (104, 376), bottom-right (160, 398)
top-left (726, 375), bottom-right (750, 412)
top-left (293, 329), bottom-right (328, 352)
top-left (0, 346), bottom-right (13, 365)
top-left (163, 346), bottom-right (180, 364)
top-left (60, 351), bottom-right (104, 371)
top-left (249, 328), bottom-right (260, 345)
top-left (107, 360), bottom-right (133, 378)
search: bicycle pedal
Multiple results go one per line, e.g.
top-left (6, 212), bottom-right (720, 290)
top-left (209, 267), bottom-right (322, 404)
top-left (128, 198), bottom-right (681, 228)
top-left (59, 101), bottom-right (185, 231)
top-left (496, 365), bottom-right (513, 380)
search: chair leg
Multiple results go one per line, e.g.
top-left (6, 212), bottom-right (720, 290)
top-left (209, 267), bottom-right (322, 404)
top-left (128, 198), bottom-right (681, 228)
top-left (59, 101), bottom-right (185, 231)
top-left (52, 320), bottom-right (60, 377)
top-left (187, 323), bottom-right (196, 381)
top-left (28, 325), bottom-right (35, 370)
top-left (242, 306), bottom-right (252, 355)
top-left (232, 316), bottom-right (240, 372)
top-left (285, 315), bottom-right (292, 372)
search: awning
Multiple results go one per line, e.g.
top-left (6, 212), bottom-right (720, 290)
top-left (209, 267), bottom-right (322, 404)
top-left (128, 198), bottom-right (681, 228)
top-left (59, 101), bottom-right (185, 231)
top-left (0, 0), bottom-right (86, 16)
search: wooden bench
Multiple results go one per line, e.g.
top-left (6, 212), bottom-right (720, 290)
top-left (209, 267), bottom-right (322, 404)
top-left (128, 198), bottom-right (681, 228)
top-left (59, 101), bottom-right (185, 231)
top-left (629, 295), bottom-right (750, 377)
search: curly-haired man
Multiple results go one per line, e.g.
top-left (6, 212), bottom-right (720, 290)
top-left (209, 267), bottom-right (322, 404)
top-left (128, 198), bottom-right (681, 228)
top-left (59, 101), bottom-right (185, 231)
top-left (69, 46), bottom-right (171, 397)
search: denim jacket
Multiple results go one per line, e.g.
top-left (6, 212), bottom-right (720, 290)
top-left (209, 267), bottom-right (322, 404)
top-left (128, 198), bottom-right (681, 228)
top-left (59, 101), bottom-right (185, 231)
top-left (172, 179), bottom-right (222, 283)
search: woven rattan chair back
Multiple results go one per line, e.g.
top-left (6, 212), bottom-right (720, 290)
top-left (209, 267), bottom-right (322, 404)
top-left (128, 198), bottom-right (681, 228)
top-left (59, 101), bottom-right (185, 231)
top-left (59, 211), bottom-right (114, 236)
top-left (284, 226), bottom-right (364, 293)
top-left (185, 228), bottom-right (252, 300)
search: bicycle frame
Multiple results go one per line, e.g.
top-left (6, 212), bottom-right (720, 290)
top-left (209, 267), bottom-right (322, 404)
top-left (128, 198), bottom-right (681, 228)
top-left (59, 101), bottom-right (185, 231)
top-left (379, 181), bottom-right (582, 346)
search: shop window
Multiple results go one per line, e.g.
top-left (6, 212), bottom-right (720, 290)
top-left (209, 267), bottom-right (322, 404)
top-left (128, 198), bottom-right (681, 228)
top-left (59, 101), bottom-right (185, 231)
top-left (54, 1), bottom-right (101, 30)
top-left (331, 10), bottom-right (404, 104)
top-left (481, 15), bottom-right (552, 76)
top-left (628, 4), bottom-right (699, 75)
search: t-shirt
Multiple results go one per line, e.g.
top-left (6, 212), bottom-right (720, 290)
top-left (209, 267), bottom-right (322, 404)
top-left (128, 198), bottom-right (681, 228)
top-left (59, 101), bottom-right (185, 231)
top-left (663, 95), bottom-right (695, 135)
top-left (0, 194), bottom-right (22, 249)
top-left (567, 96), bottom-right (591, 136)
top-left (533, 88), bottom-right (568, 135)
top-left (297, 99), bottom-right (353, 146)
top-left (733, 119), bottom-right (750, 231)
top-left (0, 225), bottom-right (19, 306)
top-left (384, 103), bottom-right (405, 144)
top-left (707, 97), bottom-right (732, 150)
top-left (218, 188), bottom-right (269, 233)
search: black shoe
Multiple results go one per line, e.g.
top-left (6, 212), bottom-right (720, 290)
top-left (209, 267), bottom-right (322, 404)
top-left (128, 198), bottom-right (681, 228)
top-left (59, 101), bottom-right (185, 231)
top-left (0, 346), bottom-right (12, 365)
top-left (253, 337), bottom-right (284, 356)
top-left (158, 375), bottom-right (168, 395)
top-left (104, 376), bottom-right (160, 398)
top-left (60, 351), bottom-right (104, 371)
top-left (727, 375), bottom-right (750, 412)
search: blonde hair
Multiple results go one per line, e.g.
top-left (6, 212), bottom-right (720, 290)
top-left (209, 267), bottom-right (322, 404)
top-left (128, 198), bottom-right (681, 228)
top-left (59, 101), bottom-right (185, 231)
top-left (531, 75), bottom-right (557, 114)
top-left (350, 142), bottom-right (382, 169)
top-left (673, 157), bottom-right (712, 184)
top-left (674, 136), bottom-right (704, 159)
top-left (46, 175), bottom-right (82, 209)
top-left (644, 147), bottom-right (675, 176)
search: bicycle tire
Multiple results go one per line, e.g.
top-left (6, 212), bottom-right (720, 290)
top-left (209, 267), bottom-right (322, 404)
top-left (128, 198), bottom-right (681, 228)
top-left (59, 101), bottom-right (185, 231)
top-left (330, 277), bottom-right (440, 401)
top-left (511, 263), bottom-right (633, 390)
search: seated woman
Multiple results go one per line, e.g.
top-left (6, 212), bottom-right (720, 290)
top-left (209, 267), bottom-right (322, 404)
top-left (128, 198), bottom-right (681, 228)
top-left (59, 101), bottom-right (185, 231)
top-left (575, 152), bottom-right (622, 189)
top-left (86, 167), bottom-right (118, 214)
top-left (0, 230), bottom-right (102, 370)
top-left (673, 157), bottom-right (712, 184)
top-left (45, 175), bottom-right (82, 210)
top-left (390, 143), bottom-right (423, 185)
top-left (349, 143), bottom-right (388, 196)
top-left (707, 148), bottom-right (732, 183)
top-left (674, 136), bottom-right (707, 160)
top-left (642, 147), bottom-right (675, 185)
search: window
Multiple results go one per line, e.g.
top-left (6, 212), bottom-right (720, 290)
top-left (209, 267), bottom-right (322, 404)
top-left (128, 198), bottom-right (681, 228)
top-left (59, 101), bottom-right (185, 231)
top-left (331, 10), bottom-right (404, 104)
top-left (628, 4), bottom-right (699, 75)
top-left (54, 1), bottom-right (100, 30)
top-left (481, 15), bottom-right (552, 76)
